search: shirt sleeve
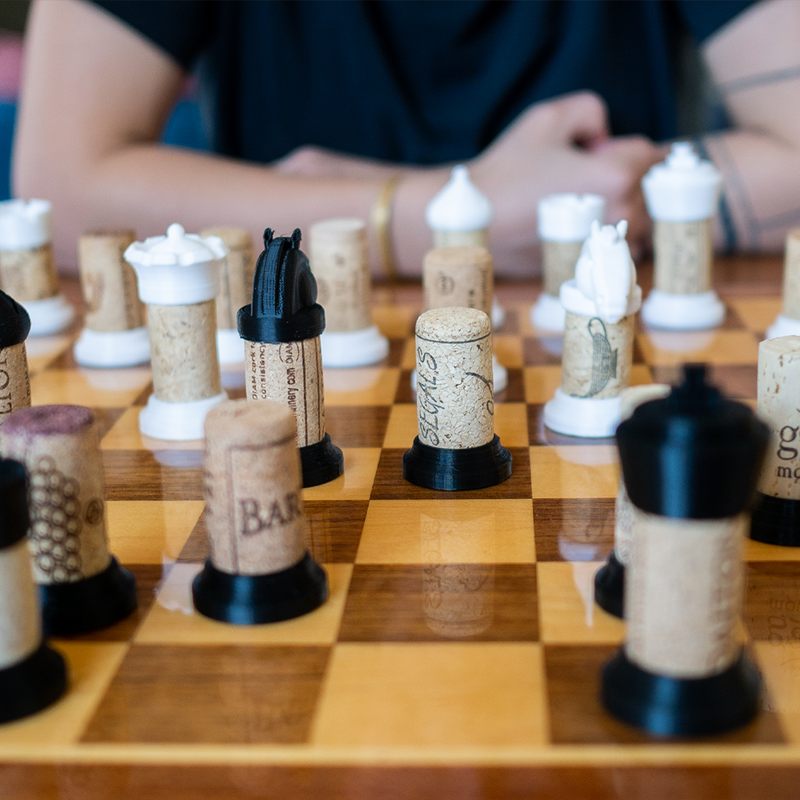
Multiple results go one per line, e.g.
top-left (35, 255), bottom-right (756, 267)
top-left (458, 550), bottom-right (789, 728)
top-left (676, 0), bottom-right (759, 44)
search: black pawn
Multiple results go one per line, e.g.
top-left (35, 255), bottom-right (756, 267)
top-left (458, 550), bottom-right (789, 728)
top-left (238, 229), bottom-right (343, 487)
top-left (750, 492), bottom-right (800, 547)
top-left (0, 459), bottom-right (67, 723)
top-left (0, 288), bottom-right (31, 351)
top-left (593, 551), bottom-right (625, 619)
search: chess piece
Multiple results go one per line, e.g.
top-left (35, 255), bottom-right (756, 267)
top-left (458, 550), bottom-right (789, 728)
top-left (200, 226), bottom-right (255, 365)
top-left (641, 143), bottom-right (725, 330)
top-left (403, 307), bottom-right (512, 490)
top-left (531, 193), bottom-right (606, 331)
top-left (750, 336), bottom-right (800, 545)
top-left (0, 458), bottom-right (67, 723)
top-left (421, 245), bottom-right (507, 393)
top-left (543, 220), bottom-right (642, 438)
top-left (192, 398), bottom-right (328, 623)
top-left (0, 405), bottom-right (138, 635)
top-left (0, 289), bottom-right (31, 425)
top-left (238, 228), bottom-right (343, 487)
top-left (426, 164), bottom-right (505, 329)
top-left (766, 230), bottom-right (800, 339)
top-left (0, 199), bottom-right (74, 336)
top-left (125, 223), bottom-right (229, 440)
top-left (310, 218), bottom-right (389, 367)
top-left (73, 230), bottom-right (150, 367)
top-left (602, 365), bottom-right (768, 736)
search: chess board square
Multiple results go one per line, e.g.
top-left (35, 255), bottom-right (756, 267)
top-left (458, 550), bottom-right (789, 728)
top-left (533, 498), bottom-right (615, 562)
top-left (527, 404), bottom-right (617, 447)
top-left (25, 334), bottom-right (73, 374)
top-left (496, 367), bottom-right (525, 401)
top-left (325, 406), bottom-right (390, 448)
top-left (493, 334), bottom-right (524, 367)
top-left (637, 330), bottom-right (759, 367)
top-left (337, 564), bottom-right (538, 642)
top-left (311, 643), bottom-right (547, 747)
top-left (727, 298), bottom-right (781, 334)
top-left (30, 368), bottom-right (152, 407)
top-left (530, 446), bottom-right (619, 499)
top-left (523, 336), bottom-right (563, 366)
top-left (108, 501), bottom-right (204, 563)
top-left (356, 499), bottom-right (535, 564)
top-left (496, 305), bottom-right (520, 334)
top-left (371, 303), bottom-right (416, 338)
top-left (393, 370), bottom-right (415, 403)
top-left (753, 641), bottom-right (800, 743)
top-left (82, 643), bottom-right (330, 744)
top-left (135, 562), bottom-right (351, 645)
top-left (537, 562), bottom-right (624, 643)
top-left (102, 450), bottom-right (204, 501)
top-left (745, 538), bottom-right (800, 562)
top-left (544, 644), bottom-right (784, 744)
top-left (370, 447), bottom-right (531, 500)
top-left (651, 364), bottom-right (756, 399)
top-left (323, 367), bottom-right (400, 406)
top-left (401, 339), bottom-right (416, 370)
top-left (744, 562), bottom-right (800, 641)
top-left (523, 366), bottom-right (563, 403)
top-left (718, 304), bottom-right (747, 330)
top-left (302, 448), bottom-right (381, 501)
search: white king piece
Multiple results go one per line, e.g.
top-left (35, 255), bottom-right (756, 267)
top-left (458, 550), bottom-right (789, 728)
top-left (543, 220), bottom-right (642, 438)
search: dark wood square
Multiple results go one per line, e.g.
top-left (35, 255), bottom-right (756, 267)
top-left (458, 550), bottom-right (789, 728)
top-left (325, 406), bottom-right (390, 448)
top-left (744, 562), bottom-right (800, 642)
top-left (131, 383), bottom-right (154, 406)
top-left (496, 306), bottom-right (519, 335)
top-left (103, 450), bottom-right (204, 501)
top-left (533, 499), bottom-right (615, 562)
top-left (544, 644), bottom-right (785, 745)
top-left (650, 364), bottom-right (757, 399)
top-left (522, 337), bottom-right (563, 366)
top-left (495, 368), bottom-right (525, 402)
top-left (82, 644), bottom-right (330, 744)
top-left (394, 370), bottom-right (415, 404)
top-left (385, 337), bottom-right (406, 367)
top-left (338, 564), bottom-right (538, 642)
top-left (527, 404), bottom-right (616, 447)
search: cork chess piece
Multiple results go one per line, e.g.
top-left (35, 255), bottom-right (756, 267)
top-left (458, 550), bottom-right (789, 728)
top-left (543, 220), bottom-right (642, 438)
top-left (766, 231), bottom-right (800, 339)
top-left (0, 289), bottom-right (32, 426)
top-left (238, 228), bottom-right (344, 487)
top-left (530, 193), bottom-right (606, 332)
top-left (402, 307), bottom-right (512, 491)
top-left (0, 405), bottom-right (138, 635)
top-left (640, 143), bottom-right (725, 331)
top-left (602, 365), bottom-right (768, 736)
top-left (0, 199), bottom-right (75, 336)
top-left (192, 399), bottom-right (328, 624)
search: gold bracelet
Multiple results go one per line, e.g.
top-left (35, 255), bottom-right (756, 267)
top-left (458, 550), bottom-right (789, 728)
top-left (371, 174), bottom-right (402, 282)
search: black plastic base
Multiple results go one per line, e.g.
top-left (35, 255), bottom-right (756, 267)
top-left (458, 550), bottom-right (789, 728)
top-left (300, 434), bottom-right (344, 487)
top-left (594, 552), bottom-right (625, 619)
top-left (192, 551), bottom-right (328, 625)
top-left (750, 491), bottom-right (800, 547)
top-left (40, 556), bottom-right (138, 636)
top-left (602, 649), bottom-right (761, 737)
top-left (0, 642), bottom-right (67, 723)
top-left (402, 435), bottom-right (512, 491)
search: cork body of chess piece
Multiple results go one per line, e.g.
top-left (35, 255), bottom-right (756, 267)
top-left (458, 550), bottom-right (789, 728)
top-left (543, 220), bottom-right (642, 438)
top-left (750, 336), bottom-right (800, 545)
top-left (239, 228), bottom-right (343, 487)
top-left (602, 366), bottom-right (768, 736)
top-left (310, 218), bottom-right (389, 367)
top-left (0, 405), bottom-right (138, 635)
top-left (125, 223), bottom-right (229, 441)
top-left (426, 165), bottom-right (505, 329)
top-left (0, 199), bottom-right (74, 336)
top-left (530, 193), bottom-right (606, 332)
top-left (200, 226), bottom-right (255, 365)
top-left (766, 231), bottom-right (800, 339)
top-left (192, 399), bottom-right (328, 624)
top-left (0, 458), bottom-right (67, 722)
top-left (73, 230), bottom-right (150, 368)
top-left (0, 289), bottom-right (31, 426)
top-left (402, 307), bottom-right (512, 490)
top-left (640, 143), bottom-right (725, 330)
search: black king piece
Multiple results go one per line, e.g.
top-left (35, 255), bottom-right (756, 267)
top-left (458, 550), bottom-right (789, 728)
top-left (238, 229), bottom-right (344, 487)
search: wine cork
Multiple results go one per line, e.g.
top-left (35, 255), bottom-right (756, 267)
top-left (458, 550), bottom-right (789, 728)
top-left (625, 510), bottom-right (745, 679)
top-left (757, 336), bottom-right (800, 499)
top-left (432, 228), bottom-right (487, 249)
top-left (542, 240), bottom-right (583, 298)
top-left (200, 226), bottom-right (254, 331)
top-left (203, 399), bottom-right (306, 576)
top-left (148, 300), bottom-right (222, 403)
top-left (653, 219), bottom-right (713, 295)
top-left (561, 311), bottom-right (634, 399)
top-left (0, 405), bottom-right (112, 584)
top-left (0, 244), bottom-right (59, 302)
top-left (781, 230), bottom-right (800, 321)
top-left (78, 231), bottom-right (143, 333)
top-left (0, 538), bottom-right (41, 670)
top-left (0, 343), bottom-right (30, 424)
top-left (415, 307), bottom-right (494, 449)
top-left (244, 338), bottom-right (325, 447)
top-left (423, 247), bottom-right (493, 317)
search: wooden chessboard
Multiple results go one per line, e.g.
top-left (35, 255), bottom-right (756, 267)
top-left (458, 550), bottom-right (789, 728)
top-left (3, 256), bottom-right (800, 800)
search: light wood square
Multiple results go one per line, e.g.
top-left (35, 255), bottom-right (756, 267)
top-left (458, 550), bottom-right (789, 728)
top-left (637, 330), bottom-right (760, 366)
top-left (493, 335), bottom-right (524, 368)
top-left (302, 448), bottom-right (381, 501)
top-left (25, 335), bottom-right (73, 375)
top-left (101, 406), bottom-right (205, 450)
top-left (383, 404), bottom-right (418, 448)
top-left (530, 446), bottom-right (620, 499)
top-left (728, 298), bottom-right (782, 333)
top-left (753, 641), bottom-right (800, 743)
top-left (371, 304), bottom-right (417, 339)
top-left (323, 367), bottom-right (400, 406)
top-left (30, 368), bottom-right (152, 408)
top-left (523, 366), bottom-right (563, 404)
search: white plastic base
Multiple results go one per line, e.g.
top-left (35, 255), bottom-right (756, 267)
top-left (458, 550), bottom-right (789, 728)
top-left (411, 353), bottom-right (508, 395)
top-left (641, 289), bottom-right (725, 330)
top-left (321, 325), bottom-right (389, 367)
top-left (543, 388), bottom-right (622, 438)
top-left (216, 328), bottom-right (244, 365)
top-left (766, 314), bottom-right (800, 340)
top-left (530, 293), bottom-right (565, 331)
top-left (139, 391), bottom-right (228, 441)
top-left (22, 294), bottom-right (75, 336)
top-left (491, 297), bottom-right (506, 330)
top-left (73, 326), bottom-right (150, 368)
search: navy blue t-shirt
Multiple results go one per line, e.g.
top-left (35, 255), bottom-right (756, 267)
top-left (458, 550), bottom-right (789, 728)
top-left (91, 0), bottom-right (755, 164)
